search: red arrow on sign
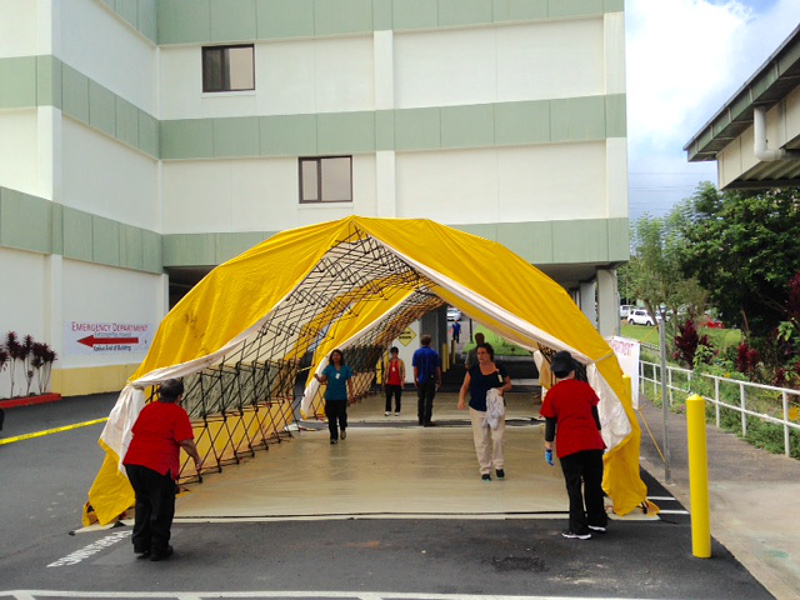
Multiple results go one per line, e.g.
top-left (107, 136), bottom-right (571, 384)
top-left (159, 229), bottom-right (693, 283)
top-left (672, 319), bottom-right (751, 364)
top-left (78, 335), bottom-right (139, 348)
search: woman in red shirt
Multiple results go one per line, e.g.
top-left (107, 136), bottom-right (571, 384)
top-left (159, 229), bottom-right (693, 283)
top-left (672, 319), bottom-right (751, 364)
top-left (123, 378), bottom-right (202, 560)
top-left (383, 346), bottom-right (406, 416)
top-left (540, 351), bottom-right (607, 540)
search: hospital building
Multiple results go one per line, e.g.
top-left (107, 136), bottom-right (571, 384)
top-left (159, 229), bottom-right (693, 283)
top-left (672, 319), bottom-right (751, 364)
top-left (0, 0), bottom-right (628, 397)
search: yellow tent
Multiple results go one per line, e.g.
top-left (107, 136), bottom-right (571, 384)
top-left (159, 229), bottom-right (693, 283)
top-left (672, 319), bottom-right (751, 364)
top-left (84, 216), bottom-right (651, 526)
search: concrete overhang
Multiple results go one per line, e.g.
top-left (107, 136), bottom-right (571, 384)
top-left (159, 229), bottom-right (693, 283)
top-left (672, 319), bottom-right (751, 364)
top-left (684, 25), bottom-right (800, 189)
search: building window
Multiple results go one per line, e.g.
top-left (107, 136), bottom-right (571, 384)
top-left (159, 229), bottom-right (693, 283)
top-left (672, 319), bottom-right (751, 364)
top-left (299, 157), bottom-right (353, 203)
top-left (202, 45), bottom-right (255, 92)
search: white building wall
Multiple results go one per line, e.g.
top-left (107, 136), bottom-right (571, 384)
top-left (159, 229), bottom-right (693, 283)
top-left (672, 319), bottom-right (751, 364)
top-left (0, 247), bottom-right (47, 397)
top-left (161, 155), bottom-right (376, 233)
top-left (604, 12), bottom-right (626, 95)
top-left (606, 138), bottom-right (628, 219)
top-left (394, 20), bottom-right (604, 109)
top-left (60, 118), bottom-right (160, 229)
top-left (58, 0), bottom-right (157, 113)
top-left (159, 36), bottom-right (376, 120)
top-left (0, 110), bottom-right (40, 197)
top-left (0, 0), bottom-right (40, 57)
top-left (60, 259), bottom-right (165, 369)
top-left (395, 143), bottom-right (607, 223)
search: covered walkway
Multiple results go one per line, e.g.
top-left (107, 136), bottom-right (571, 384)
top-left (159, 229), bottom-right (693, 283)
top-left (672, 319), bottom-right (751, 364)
top-left (173, 391), bottom-right (653, 523)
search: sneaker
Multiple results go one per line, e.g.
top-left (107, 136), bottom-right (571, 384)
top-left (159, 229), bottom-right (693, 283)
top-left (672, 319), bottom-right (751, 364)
top-left (385, 411), bottom-right (391, 416)
top-left (496, 469), bottom-right (505, 480)
top-left (330, 439), bottom-right (338, 445)
top-left (394, 412), bottom-right (401, 416)
top-left (340, 430), bottom-right (347, 440)
top-left (588, 525), bottom-right (607, 533)
top-left (561, 530), bottom-right (592, 540)
top-left (481, 474), bottom-right (491, 482)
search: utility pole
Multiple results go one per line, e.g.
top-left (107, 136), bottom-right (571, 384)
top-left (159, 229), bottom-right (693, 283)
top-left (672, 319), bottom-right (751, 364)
top-left (659, 309), bottom-right (671, 482)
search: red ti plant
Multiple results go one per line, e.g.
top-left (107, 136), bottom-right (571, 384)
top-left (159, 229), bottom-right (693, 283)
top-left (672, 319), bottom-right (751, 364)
top-left (4, 331), bottom-right (24, 397)
top-left (737, 343), bottom-right (760, 376)
top-left (31, 342), bottom-right (57, 394)
top-left (22, 334), bottom-right (35, 396)
top-left (672, 319), bottom-right (712, 367)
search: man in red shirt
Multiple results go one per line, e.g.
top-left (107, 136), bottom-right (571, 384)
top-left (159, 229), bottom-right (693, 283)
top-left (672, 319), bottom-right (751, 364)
top-left (540, 351), bottom-right (607, 540)
top-left (123, 378), bottom-right (202, 560)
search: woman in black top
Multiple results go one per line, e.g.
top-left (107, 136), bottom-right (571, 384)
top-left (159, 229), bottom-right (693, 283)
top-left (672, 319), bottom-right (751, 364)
top-left (458, 343), bottom-right (512, 481)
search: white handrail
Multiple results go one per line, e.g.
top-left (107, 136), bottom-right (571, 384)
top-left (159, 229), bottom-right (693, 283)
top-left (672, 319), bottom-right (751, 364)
top-left (640, 360), bottom-right (800, 457)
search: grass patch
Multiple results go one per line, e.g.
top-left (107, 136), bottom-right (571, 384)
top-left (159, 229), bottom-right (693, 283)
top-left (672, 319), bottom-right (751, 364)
top-left (463, 327), bottom-right (531, 357)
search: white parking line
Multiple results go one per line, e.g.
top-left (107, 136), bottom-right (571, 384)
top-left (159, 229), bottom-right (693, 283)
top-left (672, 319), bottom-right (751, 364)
top-left (46, 530), bottom-right (131, 567)
top-left (1, 592), bottom-right (632, 600)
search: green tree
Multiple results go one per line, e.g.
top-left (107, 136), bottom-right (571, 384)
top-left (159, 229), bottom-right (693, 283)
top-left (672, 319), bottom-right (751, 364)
top-left (677, 184), bottom-right (800, 339)
top-left (620, 213), bottom-right (707, 325)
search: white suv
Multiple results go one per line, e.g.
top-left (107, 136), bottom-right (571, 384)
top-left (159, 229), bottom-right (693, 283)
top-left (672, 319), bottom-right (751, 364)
top-left (627, 309), bottom-right (655, 326)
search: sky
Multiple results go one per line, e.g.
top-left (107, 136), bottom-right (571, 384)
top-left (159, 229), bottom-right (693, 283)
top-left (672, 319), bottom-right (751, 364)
top-left (625, 0), bottom-right (800, 220)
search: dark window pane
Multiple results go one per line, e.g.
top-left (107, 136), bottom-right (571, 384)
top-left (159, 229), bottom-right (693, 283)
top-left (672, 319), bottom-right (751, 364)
top-left (202, 48), bottom-right (224, 92)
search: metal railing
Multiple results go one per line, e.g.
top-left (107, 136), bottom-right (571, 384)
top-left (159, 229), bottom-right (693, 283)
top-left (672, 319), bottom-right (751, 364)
top-left (640, 360), bottom-right (800, 457)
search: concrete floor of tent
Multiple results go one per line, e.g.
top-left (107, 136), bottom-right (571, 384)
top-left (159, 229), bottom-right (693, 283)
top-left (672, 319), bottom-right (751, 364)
top-left (172, 390), bottom-right (655, 523)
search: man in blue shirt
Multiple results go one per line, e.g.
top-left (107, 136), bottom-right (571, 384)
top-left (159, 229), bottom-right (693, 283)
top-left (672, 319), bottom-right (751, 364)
top-left (412, 334), bottom-right (442, 427)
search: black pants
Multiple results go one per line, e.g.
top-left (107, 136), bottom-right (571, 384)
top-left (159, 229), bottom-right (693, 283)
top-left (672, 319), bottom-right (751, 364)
top-left (417, 379), bottom-right (436, 425)
top-left (125, 464), bottom-right (177, 554)
top-left (385, 385), bottom-right (402, 413)
top-left (325, 399), bottom-right (348, 441)
top-left (559, 449), bottom-right (607, 534)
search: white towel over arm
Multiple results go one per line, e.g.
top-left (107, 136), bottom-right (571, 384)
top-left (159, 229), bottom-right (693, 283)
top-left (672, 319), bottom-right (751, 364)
top-left (483, 388), bottom-right (505, 429)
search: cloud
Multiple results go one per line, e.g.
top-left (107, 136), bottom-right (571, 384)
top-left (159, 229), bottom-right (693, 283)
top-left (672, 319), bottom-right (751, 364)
top-left (625, 0), bottom-right (800, 219)
top-left (626, 0), bottom-right (752, 153)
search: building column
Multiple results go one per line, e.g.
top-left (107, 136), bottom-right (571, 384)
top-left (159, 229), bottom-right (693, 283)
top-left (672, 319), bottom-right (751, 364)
top-left (374, 30), bottom-right (396, 218)
top-left (43, 253), bottom-right (63, 360)
top-left (597, 268), bottom-right (619, 338)
top-left (580, 281), bottom-right (597, 329)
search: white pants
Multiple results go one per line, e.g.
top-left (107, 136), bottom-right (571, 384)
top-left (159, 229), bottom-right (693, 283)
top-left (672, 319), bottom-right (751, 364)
top-left (469, 407), bottom-right (505, 475)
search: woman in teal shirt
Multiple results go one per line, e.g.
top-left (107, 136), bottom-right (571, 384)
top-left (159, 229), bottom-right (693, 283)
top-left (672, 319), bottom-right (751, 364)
top-left (314, 349), bottom-right (354, 444)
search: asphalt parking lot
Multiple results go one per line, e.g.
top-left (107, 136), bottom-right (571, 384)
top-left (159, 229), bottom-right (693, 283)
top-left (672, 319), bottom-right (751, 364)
top-left (0, 393), bottom-right (776, 599)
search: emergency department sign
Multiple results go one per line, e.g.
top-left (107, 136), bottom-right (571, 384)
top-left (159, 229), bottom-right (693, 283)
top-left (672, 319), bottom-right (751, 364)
top-left (65, 321), bottom-right (153, 355)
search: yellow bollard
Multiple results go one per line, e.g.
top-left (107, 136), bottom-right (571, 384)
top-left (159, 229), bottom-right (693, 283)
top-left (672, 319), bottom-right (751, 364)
top-left (686, 393), bottom-right (712, 558)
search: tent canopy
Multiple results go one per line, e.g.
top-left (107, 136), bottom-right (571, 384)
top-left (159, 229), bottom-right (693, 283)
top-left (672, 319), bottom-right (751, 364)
top-left (86, 216), bottom-right (650, 525)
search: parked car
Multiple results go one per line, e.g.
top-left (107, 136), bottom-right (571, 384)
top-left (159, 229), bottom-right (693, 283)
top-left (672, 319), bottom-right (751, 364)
top-left (446, 306), bottom-right (462, 321)
top-left (700, 315), bottom-right (725, 329)
top-left (627, 309), bottom-right (655, 326)
top-left (620, 305), bottom-right (631, 319)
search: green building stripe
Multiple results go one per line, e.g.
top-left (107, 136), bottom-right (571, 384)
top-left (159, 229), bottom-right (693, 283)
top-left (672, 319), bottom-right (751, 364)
top-left (0, 187), bottom-right (161, 274)
top-left (98, 0), bottom-right (158, 43)
top-left (0, 186), bottom-right (627, 269)
top-left (0, 56), bottom-right (159, 158)
top-left (162, 218), bottom-right (629, 267)
top-left (156, 0), bottom-right (623, 44)
top-left (2, 54), bottom-right (624, 160)
top-left (160, 95), bottom-right (626, 159)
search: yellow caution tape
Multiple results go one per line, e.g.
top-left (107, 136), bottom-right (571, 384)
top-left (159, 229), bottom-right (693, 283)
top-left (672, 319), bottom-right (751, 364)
top-left (0, 417), bottom-right (108, 445)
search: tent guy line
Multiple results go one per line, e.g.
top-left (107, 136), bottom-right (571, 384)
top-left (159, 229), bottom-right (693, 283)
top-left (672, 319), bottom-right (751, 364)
top-left (0, 418), bottom-right (108, 446)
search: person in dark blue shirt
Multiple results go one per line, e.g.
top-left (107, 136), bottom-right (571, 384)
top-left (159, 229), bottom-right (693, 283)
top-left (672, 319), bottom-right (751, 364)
top-left (412, 334), bottom-right (442, 427)
top-left (314, 349), bottom-right (354, 444)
